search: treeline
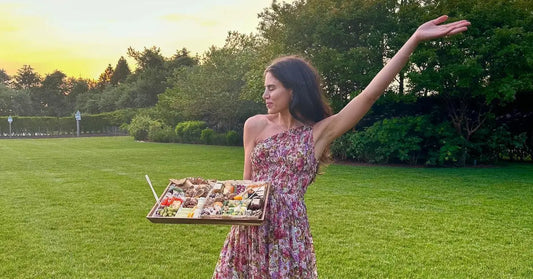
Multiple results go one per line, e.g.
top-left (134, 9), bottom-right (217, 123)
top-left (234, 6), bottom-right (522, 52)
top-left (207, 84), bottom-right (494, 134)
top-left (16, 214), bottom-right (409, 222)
top-left (1, 0), bottom-right (532, 166)
top-left (0, 48), bottom-right (196, 117)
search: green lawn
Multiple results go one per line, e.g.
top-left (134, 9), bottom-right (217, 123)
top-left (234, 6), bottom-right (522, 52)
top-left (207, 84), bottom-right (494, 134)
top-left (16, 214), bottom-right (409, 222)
top-left (0, 137), bottom-right (531, 278)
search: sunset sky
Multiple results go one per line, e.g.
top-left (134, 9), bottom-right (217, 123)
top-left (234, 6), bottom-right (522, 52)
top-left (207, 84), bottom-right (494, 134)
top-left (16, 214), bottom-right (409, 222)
top-left (0, 0), bottom-right (287, 80)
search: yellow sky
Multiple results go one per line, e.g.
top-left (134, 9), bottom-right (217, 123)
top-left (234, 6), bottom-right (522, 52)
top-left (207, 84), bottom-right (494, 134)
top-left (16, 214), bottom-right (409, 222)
top-left (0, 0), bottom-right (287, 80)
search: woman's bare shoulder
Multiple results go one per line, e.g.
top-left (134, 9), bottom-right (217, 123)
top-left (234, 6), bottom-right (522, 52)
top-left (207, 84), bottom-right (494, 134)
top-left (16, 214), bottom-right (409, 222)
top-left (244, 114), bottom-right (270, 131)
top-left (243, 115), bottom-right (270, 148)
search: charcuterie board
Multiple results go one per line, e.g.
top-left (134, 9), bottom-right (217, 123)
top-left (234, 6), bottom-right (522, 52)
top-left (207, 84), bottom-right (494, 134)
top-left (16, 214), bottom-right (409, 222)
top-left (147, 177), bottom-right (270, 226)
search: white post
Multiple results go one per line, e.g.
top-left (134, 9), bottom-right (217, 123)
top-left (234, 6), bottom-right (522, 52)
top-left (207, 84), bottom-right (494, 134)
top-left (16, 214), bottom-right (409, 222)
top-left (75, 111), bottom-right (81, 137)
top-left (7, 116), bottom-right (13, 137)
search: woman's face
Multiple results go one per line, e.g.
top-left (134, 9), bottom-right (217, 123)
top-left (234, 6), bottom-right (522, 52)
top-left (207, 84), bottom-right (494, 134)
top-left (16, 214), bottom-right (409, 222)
top-left (263, 72), bottom-right (292, 114)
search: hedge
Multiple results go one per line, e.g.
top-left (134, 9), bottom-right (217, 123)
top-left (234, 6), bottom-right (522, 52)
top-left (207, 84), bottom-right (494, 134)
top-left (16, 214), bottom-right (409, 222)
top-left (331, 115), bottom-right (530, 166)
top-left (0, 109), bottom-right (136, 137)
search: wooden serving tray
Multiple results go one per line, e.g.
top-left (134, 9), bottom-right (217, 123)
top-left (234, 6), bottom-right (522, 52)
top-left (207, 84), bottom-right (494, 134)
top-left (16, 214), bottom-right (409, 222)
top-left (146, 179), bottom-right (270, 226)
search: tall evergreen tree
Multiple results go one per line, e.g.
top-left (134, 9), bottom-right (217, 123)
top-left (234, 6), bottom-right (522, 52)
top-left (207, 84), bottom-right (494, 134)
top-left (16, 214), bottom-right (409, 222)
top-left (97, 64), bottom-right (114, 88)
top-left (111, 56), bottom-right (131, 85)
top-left (13, 65), bottom-right (41, 90)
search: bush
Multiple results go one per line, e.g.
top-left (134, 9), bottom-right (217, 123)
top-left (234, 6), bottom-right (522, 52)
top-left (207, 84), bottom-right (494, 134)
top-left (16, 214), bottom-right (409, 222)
top-left (333, 115), bottom-right (467, 166)
top-left (225, 130), bottom-right (241, 146)
top-left (149, 125), bottom-right (176, 143)
top-left (426, 122), bottom-right (465, 166)
top-left (200, 128), bottom-right (216, 144)
top-left (346, 116), bottom-right (432, 164)
top-left (331, 133), bottom-right (352, 161)
top-left (469, 124), bottom-right (530, 163)
top-left (128, 114), bottom-right (158, 141)
top-left (175, 121), bottom-right (207, 143)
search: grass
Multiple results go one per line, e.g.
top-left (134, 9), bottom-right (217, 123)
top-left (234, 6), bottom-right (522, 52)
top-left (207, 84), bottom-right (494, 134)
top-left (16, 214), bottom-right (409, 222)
top-left (0, 136), bottom-right (532, 278)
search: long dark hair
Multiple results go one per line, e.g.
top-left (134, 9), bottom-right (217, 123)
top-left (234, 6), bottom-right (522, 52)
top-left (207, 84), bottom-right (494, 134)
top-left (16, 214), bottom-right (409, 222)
top-left (265, 55), bottom-right (333, 166)
top-left (265, 55), bottom-right (332, 125)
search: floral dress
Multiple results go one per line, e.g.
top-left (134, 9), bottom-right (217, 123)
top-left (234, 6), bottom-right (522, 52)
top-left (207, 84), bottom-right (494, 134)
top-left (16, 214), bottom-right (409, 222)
top-left (213, 125), bottom-right (319, 279)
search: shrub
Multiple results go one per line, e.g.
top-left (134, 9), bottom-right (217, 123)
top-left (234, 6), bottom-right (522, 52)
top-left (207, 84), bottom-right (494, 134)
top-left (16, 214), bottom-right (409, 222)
top-left (333, 116), bottom-right (470, 166)
top-left (225, 130), bottom-right (241, 146)
top-left (331, 133), bottom-right (352, 161)
top-left (506, 132), bottom-right (530, 161)
top-left (149, 125), bottom-right (176, 143)
top-left (346, 116), bottom-right (432, 164)
top-left (470, 124), bottom-right (530, 163)
top-left (200, 128), bottom-right (216, 144)
top-left (128, 114), bottom-right (158, 141)
top-left (426, 122), bottom-right (465, 166)
top-left (175, 121), bottom-right (206, 143)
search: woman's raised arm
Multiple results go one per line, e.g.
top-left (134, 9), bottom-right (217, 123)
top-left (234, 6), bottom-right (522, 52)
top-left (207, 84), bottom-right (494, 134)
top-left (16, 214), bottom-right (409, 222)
top-left (314, 15), bottom-right (470, 155)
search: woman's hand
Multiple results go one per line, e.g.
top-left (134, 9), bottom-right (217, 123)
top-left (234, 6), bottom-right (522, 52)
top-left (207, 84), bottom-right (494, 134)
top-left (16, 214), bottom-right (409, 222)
top-left (414, 15), bottom-right (471, 42)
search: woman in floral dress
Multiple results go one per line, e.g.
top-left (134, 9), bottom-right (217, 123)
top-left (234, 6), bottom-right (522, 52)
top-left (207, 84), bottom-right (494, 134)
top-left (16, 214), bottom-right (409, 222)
top-left (213, 16), bottom-right (470, 278)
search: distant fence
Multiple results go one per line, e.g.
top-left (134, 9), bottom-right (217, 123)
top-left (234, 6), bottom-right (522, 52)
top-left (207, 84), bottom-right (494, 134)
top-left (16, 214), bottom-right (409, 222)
top-left (0, 127), bottom-right (128, 138)
top-left (0, 110), bottom-right (136, 138)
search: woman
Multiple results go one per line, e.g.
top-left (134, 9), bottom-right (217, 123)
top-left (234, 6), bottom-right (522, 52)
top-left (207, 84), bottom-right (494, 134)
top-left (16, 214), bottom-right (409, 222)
top-left (213, 15), bottom-right (470, 278)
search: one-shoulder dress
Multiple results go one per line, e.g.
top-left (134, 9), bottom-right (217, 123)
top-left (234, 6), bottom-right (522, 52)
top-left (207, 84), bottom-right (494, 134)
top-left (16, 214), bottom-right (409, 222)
top-left (213, 125), bottom-right (319, 279)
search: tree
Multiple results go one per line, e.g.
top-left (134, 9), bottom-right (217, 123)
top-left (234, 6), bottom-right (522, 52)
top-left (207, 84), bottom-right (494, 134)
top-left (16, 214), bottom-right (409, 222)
top-left (75, 90), bottom-right (100, 114)
top-left (13, 65), bottom-right (41, 90)
top-left (127, 46), bottom-right (165, 73)
top-left (0, 84), bottom-right (32, 115)
top-left (38, 70), bottom-right (68, 116)
top-left (409, 0), bottom-right (533, 164)
top-left (0, 69), bottom-right (10, 85)
top-left (97, 64), bottom-right (114, 89)
top-left (11, 65), bottom-right (42, 115)
top-left (166, 48), bottom-right (198, 70)
top-left (157, 32), bottom-right (263, 131)
top-left (255, 0), bottom-right (402, 111)
top-left (125, 46), bottom-right (168, 107)
top-left (64, 77), bottom-right (90, 112)
top-left (111, 56), bottom-right (131, 85)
